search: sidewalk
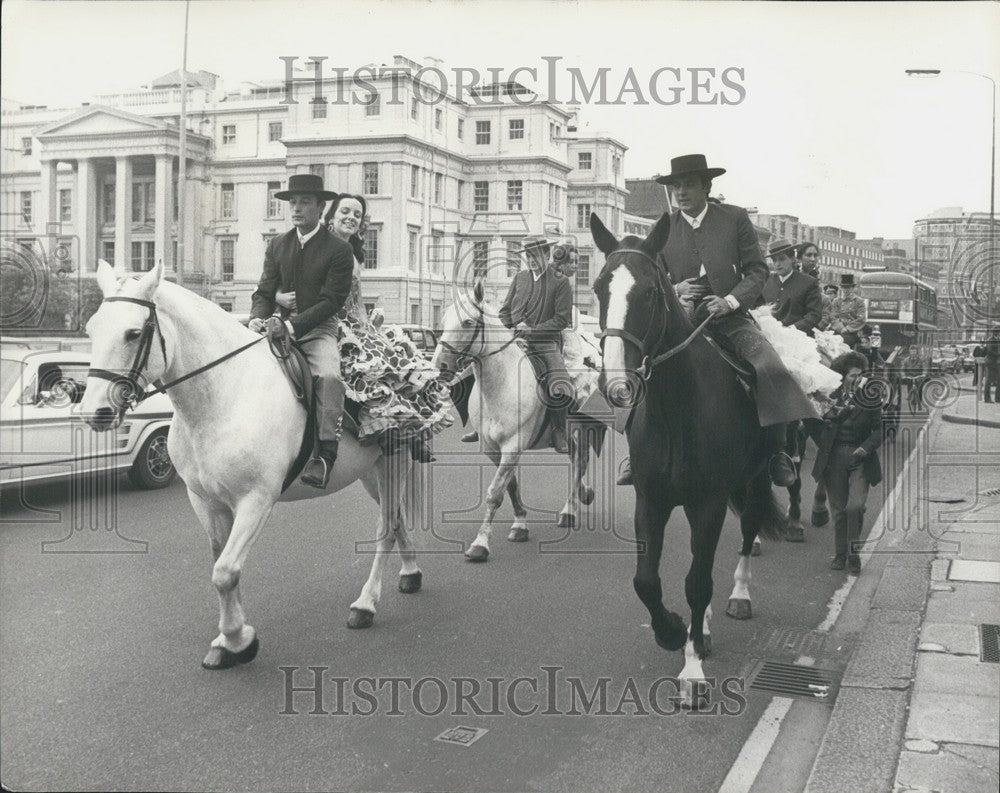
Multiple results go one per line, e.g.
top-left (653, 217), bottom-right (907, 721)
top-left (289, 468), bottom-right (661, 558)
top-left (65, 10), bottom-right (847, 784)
top-left (804, 391), bottom-right (1000, 793)
top-left (944, 377), bottom-right (1000, 429)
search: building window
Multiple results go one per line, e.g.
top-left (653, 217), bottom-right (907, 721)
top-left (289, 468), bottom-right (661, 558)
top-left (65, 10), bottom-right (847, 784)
top-left (103, 241), bottom-right (115, 263)
top-left (410, 165), bottom-right (420, 198)
top-left (550, 123), bottom-right (561, 140)
top-left (268, 121), bottom-right (283, 142)
top-left (132, 181), bottom-right (154, 223)
top-left (309, 164), bottom-right (324, 177)
top-left (410, 303), bottom-right (420, 324)
top-left (410, 97), bottom-right (419, 120)
top-left (472, 240), bottom-right (489, 279)
top-left (475, 120), bottom-right (491, 145)
top-left (363, 163), bottom-right (379, 195)
top-left (578, 254), bottom-right (591, 283)
top-left (408, 228), bottom-right (419, 271)
top-left (509, 119), bottom-right (524, 140)
top-left (457, 119), bottom-right (465, 139)
top-left (506, 240), bottom-right (521, 276)
top-left (220, 183), bottom-right (236, 220)
top-left (429, 229), bottom-right (445, 275)
top-left (59, 189), bottom-right (72, 223)
top-left (312, 100), bottom-right (327, 119)
top-left (20, 191), bottom-right (32, 224)
top-left (473, 181), bottom-right (489, 212)
top-left (222, 124), bottom-right (236, 144)
top-left (457, 180), bottom-right (465, 210)
top-left (267, 181), bottom-right (282, 219)
top-left (131, 240), bottom-right (154, 272)
top-left (217, 301), bottom-right (233, 312)
top-left (171, 240), bottom-right (177, 271)
top-left (548, 183), bottom-right (559, 214)
top-left (432, 302), bottom-right (442, 330)
top-left (612, 154), bottom-right (620, 175)
top-left (435, 108), bottom-right (443, 130)
top-left (578, 152), bottom-right (592, 170)
top-left (21, 137), bottom-right (32, 156)
top-left (576, 204), bottom-right (591, 228)
top-left (507, 180), bottom-right (523, 211)
top-left (364, 227), bottom-right (379, 269)
top-left (434, 173), bottom-right (443, 204)
top-left (219, 239), bottom-right (235, 281)
top-left (365, 93), bottom-right (381, 116)
top-left (172, 178), bottom-right (179, 221)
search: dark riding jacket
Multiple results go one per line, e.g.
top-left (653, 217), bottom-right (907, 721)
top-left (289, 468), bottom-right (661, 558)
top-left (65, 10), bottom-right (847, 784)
top-left (762, 270), bottom-right (823, 334)
top-left (812, 388), bottom-right (883, 486)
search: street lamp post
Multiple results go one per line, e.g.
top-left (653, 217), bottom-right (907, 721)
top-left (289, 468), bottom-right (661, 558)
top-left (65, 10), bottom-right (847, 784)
top-left (906, 68), bottom-right (997, 329)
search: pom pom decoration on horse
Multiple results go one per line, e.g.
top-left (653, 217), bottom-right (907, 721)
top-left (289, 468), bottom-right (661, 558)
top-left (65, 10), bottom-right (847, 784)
top-left (81, 260), bottom-right (425, 669)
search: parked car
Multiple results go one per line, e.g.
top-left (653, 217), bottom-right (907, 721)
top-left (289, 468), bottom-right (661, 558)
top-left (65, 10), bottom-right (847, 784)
top-left (396, 324), bottom-right (439, 353)
top-left (929, 346), bottom-right (963, 375)
top-left (0, 345), bottom-right (176, 490)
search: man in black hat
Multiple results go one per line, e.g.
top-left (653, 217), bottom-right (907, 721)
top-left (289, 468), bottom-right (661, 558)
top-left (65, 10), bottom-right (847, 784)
top-left (620, 154), bottom-right (817, 487)
top-left (828, 274), bottom-right (867, 348)
top-left (248, 173), bottom-right (354, 488)
top-left (762, 238), bottom-right (823, 334)
top-left (498, 235), bottom-right (574, 453)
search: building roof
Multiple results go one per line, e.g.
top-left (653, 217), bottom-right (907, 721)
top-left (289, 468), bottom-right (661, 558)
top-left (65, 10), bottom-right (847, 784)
top-left (149, 69), bottom-right (218, 90)
top-left (624, 178), bottom-right (673, 219)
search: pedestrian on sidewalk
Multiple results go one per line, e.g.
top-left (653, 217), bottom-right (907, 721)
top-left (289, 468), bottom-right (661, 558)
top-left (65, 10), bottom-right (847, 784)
top-left (971, 340), bottom-right (986, 386)
top-left (983, 327), bottom-right (1000, 403)
top-left (812, 351), bottom-right (884, 574)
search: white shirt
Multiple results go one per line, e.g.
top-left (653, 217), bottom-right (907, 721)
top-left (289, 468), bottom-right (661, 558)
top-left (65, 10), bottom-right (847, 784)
top-left (778, 271), bottom-right (793, 284)
top-left (680, 203), bottom-right (739, 311)
top-left (297, 223), bottom-right (321, 248)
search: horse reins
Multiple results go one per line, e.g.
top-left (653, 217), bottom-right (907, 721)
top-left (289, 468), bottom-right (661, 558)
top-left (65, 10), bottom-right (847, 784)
top-left (598, 248), bottom-right (713, 381)
top-left (87, 296), bottom-right (265, 418)
top-left (437, 307), bottom-right (518, 368)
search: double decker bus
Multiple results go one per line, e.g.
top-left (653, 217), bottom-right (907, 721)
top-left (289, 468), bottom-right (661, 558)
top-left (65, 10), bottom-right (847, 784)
top-left (857, 272), bottom-right (937, 349)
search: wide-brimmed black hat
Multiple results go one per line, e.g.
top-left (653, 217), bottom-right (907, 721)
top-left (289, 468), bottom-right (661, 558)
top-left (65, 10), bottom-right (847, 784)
top-left (840, 273), bottom-right (856, 287)
top-left (766, 238), bottom-right (797, 259)
top-left (274, 173), bottom-right (339, 201)
top-left (521, 236), bottom-right (553, 255)
top-left (822, 283), bottom-right (839, 293)
top-left (655, 154), bottom-right (727, 186)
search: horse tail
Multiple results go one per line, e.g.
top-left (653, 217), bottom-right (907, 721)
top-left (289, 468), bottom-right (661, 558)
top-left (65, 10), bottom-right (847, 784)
top-left (729, 472), bottom-right (785, 542)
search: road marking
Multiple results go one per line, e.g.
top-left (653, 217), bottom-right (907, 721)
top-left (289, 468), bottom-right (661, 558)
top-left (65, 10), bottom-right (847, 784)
top-left (717, 696), bottom-right (794, 793)
top-left (816, 577), bottom-right (854, 633)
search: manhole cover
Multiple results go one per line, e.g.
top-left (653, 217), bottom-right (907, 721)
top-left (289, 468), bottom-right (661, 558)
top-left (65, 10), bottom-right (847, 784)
top-left (434, 726), bottom-right (488, 747)
top-left (748, 661), bottom-right (839, 702)
top-left (980, 624), bottom-right (1000, 663)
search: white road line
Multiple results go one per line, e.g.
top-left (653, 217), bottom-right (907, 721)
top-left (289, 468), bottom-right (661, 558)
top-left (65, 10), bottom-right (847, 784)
top-left (717, 696), bottom-right (794, 793)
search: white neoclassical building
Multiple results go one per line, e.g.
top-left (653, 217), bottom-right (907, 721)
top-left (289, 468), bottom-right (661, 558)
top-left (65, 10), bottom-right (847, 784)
top-left (1, 58), bottom-right (629, 326)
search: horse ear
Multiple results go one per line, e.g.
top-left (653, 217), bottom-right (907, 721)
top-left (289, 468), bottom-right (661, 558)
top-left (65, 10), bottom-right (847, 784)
top-left (96, 260), bottom-right (118, 297)
top-left (642, 211), bottom-right (671, 255)
top-left (473, 279), bottom-right (484, 304)
top-left (590, 213), bottom-right (618, 255)
top-left (136, 261), bottom-right (164, 298)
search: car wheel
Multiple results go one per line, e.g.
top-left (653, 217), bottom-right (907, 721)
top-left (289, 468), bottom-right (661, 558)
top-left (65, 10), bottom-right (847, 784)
top-left (128, 429), bottom-right (176, 489)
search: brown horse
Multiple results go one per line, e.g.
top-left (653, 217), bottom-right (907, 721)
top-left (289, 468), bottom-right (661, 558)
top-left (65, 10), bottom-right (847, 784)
top-left (590, 213), bottom-right (784, 704)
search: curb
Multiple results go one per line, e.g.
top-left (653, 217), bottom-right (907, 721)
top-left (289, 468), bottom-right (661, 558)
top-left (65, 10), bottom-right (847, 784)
top-left (802, 411), bottom-right (938, 793)
top-left (942, 413), bottom-right (1000, 429)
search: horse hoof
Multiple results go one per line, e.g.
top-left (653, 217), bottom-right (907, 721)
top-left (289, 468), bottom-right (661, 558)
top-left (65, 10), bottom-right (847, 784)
top-left (751, 539), bottom-right (762, 557)
top-left (812, 508), bottom-right (829, 527)
top-left (579, 486), bottom-right (595, 506)
top-left (201, 636), bottom-right (259, 670)
top-left (726, 598), bottom-right (752, 620)
top-left (465, 545), bottom-right (489, 563)
top-left (508, 527), bottom-right (529, 543)
top-left (398, 571), bottom-right (422, 594)
top-left (347, 608), bottom-right (375, 629)
top-left (557, 512), bottom-right (576, 529)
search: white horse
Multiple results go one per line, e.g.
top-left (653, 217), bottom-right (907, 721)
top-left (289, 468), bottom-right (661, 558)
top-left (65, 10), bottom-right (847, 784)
top-left (81, 261), bottom-right (422, 669)
top-left (431, 282), bottom-right (599, 562)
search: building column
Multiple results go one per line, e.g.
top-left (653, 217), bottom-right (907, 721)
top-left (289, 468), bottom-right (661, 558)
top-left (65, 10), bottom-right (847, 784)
top-left (75, 158), bottom-right (96, 270)
top-left (154, 154), bottom-right (171, 271)
top-left (37, 159), bottom-right (59, 259)
top-left (114, 156), bottom-right (132, 270)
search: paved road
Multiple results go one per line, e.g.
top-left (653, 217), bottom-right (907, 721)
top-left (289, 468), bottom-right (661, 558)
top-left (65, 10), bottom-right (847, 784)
top-left (0, 416), bottom-right (925, 792)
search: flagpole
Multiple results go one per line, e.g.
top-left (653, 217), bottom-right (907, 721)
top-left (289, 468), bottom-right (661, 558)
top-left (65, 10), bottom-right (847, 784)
top-left (176, 0), bottom-right (189, 287)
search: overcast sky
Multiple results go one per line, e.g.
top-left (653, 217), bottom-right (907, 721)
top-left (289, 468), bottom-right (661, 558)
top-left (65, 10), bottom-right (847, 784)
top-left (2, 0), bottom-right (998, 239)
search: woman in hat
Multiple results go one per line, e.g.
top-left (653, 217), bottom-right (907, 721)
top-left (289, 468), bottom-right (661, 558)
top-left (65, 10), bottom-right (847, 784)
top-left (324, 194), bottom-right (451, 456)
top-left (812, 351), bottom-right (884, 573)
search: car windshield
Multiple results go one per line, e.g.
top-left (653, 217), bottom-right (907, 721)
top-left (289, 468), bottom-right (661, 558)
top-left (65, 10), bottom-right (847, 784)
top-left (0, 358), bottom-right (24, 402)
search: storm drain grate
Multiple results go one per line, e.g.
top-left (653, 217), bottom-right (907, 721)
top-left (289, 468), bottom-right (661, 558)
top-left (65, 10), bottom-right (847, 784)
top-left (980, 624), bottom-right (1000, 663)
top-left (980, 488), bottom-right (1000, 498)
top-left (748, 661), bottom-right (839, 702)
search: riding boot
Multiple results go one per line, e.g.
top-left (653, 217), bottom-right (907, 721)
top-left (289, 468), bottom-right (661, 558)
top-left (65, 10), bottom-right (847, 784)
top-left (462, 430), bottom-right (480, 443)
top-left (616, 458), bottom-right (633, 486)
top-left (301, 440), bottom-right (339, 489)
top-left (764, 423), bottom-right (797, 488)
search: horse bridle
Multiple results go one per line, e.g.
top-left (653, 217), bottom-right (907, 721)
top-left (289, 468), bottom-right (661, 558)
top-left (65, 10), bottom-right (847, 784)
top-left (87, 295), bottom-right (265, 420)
top-left (437, 306), bottom-right (518, 370)
top-left (598, 248), bottom-right (712, 381)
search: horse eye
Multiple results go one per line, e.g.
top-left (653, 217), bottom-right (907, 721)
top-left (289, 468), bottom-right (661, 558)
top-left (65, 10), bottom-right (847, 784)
top-left (461, 319), bottom-right (475, 328)
top-left (125, 329), bottom-right (142, 342)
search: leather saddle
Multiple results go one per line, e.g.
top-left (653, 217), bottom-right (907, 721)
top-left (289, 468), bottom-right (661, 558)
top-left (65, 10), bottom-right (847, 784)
top-left (265, 318), bottom-right (361, 492)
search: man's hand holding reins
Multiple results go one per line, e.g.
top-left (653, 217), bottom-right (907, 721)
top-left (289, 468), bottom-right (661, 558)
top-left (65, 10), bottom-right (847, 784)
top-left (248, 317), bottom-right (266, 334)
top-left (704, 295), bottom-right (733, 317)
